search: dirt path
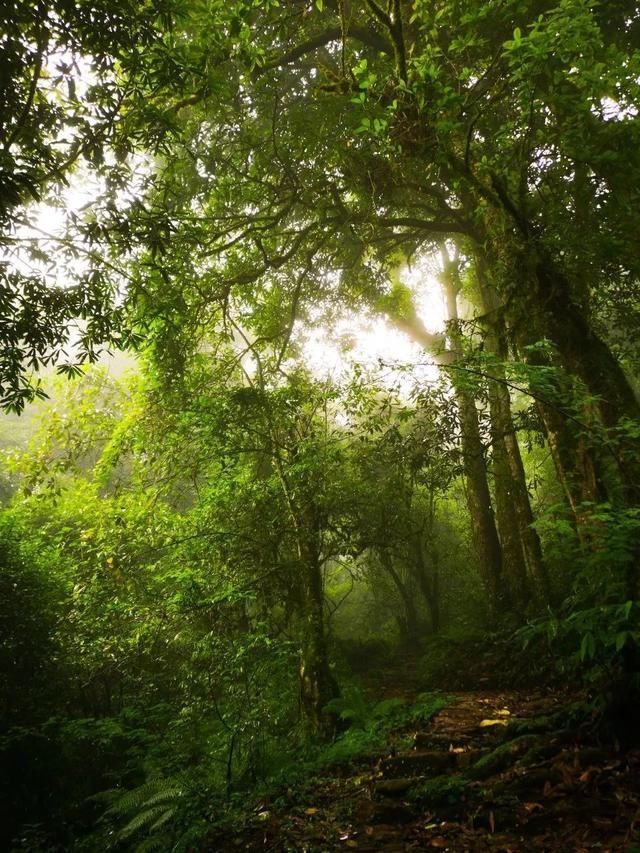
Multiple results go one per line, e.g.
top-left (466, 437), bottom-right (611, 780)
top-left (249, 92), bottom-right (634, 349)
top-left (210, 688), bottom-right (640, 852)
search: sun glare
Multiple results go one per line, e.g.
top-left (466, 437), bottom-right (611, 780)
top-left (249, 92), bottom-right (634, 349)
top-left (299, 260), bottom-right (447, 386)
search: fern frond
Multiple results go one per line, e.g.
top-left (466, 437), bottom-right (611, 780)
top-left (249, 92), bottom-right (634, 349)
top-left (135, 835), bottom-right (167, 853)
top-left (108, 787), bottom-right (149, 815)
top-left (120, 806), bottom-right (167, 838)
top-left (108, 778), bottom-right (180, 815)
top-left (372, 697), bottom-right (407, 719)
top-left (141, 788), bottom-right (182, 808)
top-left (148, 806), bottom-right (176, 833)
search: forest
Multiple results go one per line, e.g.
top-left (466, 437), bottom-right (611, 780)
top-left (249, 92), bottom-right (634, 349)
top-left (1, 0), bottom-right (640, 850)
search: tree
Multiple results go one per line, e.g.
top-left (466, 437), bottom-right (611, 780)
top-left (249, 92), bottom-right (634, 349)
top-left (0, 0), bottom-right (175, 411)
top-left (69, 0), bottom-right (637, 611)
top-left (347, 376), bottom-right (458, 638)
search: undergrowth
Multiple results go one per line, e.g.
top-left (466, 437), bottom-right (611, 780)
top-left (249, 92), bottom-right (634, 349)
top-left (319, 687), bottom-right (449, 765)
top-left (94, 687), bottom-right (449, 852)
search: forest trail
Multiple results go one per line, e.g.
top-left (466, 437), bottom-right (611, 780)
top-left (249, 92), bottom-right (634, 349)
top-left (212, 684), bottom-right (640, 852)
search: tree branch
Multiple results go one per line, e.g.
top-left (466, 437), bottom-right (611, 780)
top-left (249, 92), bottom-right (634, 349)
top-left (363, 0), bottom-right (392, 29)
top-left (391, 0), bottom-right (408, 83)
top-left (6, 31), bottom-right (46, 149)
top-left (255, 23), bottom-right (392, 77)
top-left (375, 216), bottom-right (475, 238)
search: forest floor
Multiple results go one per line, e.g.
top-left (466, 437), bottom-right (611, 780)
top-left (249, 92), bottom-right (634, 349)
top-left (208, 663), bottom-right (640, 852)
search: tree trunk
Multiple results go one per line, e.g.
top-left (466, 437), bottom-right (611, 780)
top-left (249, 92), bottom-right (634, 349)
top-left (297, 524), bottom-right (337, 737)
top-left (536, 391), bottom-right (606, 513)
top-left (496, 381), bottom-right (550, 604)
top-left (532, 260), bottom-right (640, 599)
top-left (455, 384), bottom-right (506, 613)
top-left (475, 263), bottom-right (551, 605)
top-left (381, 259), bottom-right (506, 616)
top-left (378, 547), bottom-right (421, 645)
top-left (535, 258), bottom-right (640, 432)
top-left (412, 534), bottom-right (441, 633)
top-left (489, 389), bottom-right (530, 614)
top-left (517, 255), bottom-right (640, 507)
top-left (441, 267), bottom-right (506, 615)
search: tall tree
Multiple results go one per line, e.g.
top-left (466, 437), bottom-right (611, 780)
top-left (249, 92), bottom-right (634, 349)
top-left (1, 0), bottom-right (175, 411)
top-left (81, 0), bottom-right (639, 513)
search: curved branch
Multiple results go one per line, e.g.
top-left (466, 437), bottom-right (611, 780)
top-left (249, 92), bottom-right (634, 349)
top-left (255, 22), bottom-right (392, 77)
top-left (6, 30), bottom-right (47, 149)
top-left (375, 216), bottom-right (476, 238)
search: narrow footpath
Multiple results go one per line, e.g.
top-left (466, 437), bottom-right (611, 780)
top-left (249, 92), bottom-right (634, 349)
top-left (213, 685), bottom-right (640, 852)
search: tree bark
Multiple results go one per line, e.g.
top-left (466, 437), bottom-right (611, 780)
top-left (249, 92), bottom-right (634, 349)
top-left (492, 377), bottom-right (550, 604)
top-left (488, 384), bottom-right (531, 614)
top-left (378, 547), bottom-right (421, 645)
top-left (510, 252), bottom-right (639, 507)
top-left (297, 517), bottom-right (338, 737)
top-left (455, 383), bottom-right (507, 613)
top-left (474, 266), bottom-right (551, 605)
top-left (381, 260), bottom-right (506, 616)
top-left (412, 533), bottom-right (441, 633)
top-left (441, 265), bottom-right (506, 615)
top-left (535, 258), bottom-right (640, 432)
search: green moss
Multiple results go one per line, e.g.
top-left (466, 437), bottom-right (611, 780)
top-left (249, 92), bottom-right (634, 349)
top-left (410, 775), bottom-right (469, 807)
top-left (499, 714), bottom-right (552, 740)
top-left (469, 735), bottom-right (539, 780)
top-left (406, 692), bottom-right (451, 724)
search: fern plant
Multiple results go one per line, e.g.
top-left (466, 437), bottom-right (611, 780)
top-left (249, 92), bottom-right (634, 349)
top-left (104, 777), bottom-right (184, 851)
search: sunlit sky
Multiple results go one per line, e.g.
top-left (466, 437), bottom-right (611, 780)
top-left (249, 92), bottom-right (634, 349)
top-left (298, 268), bottom-right (446, 384)
top-left (11, 49), bottom-right (633, 401)
top-left (5, 49), bottom-right (450, 392)
top-left (11, 166), bottom-right (448, 394)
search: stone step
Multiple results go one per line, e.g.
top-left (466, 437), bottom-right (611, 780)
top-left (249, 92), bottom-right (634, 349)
top-left (413, 731), bottom-right (472, 750)
top-left (374, 777), bottom-right (419, 797)
top-left (454, 748), bottom-right (485, 770)
top-left (381, 750), bottom-right (456, 778)
top-left (355, 797), bottom-right (415, 825)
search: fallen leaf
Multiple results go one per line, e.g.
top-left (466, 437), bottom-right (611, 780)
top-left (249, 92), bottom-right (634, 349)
top-left (355, 799), bottom-right (376, 823)
top-left (556, 762), bottom-right (577, 787)
top-left (480, 719), bottom-right (509, 727)
top-left (578, 768), bottom-right (598, 783)
top-left (304, 807), bottom-right (319, 815)
top-left (430, 838), bottom-right (448, 848)
top-left (497, 709), bottom-right (511, 716)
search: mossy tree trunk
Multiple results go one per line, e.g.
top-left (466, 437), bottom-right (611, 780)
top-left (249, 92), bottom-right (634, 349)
top-left (442, 264), bottom-right (506, 616)
top-left (297, 520), bottom-right (338, 738)
top-left (412, 533), bottom-right (441, 634)
top-left (488, 391), bottom-right (531, 615)
top-left (475, 267), bottom-right (550, 606)
top-left (455, 384), bottom-right (507, 614)
top-left (377, 547), bottom-right (422, 646)
top-left (383, 296), bottom-right (506, 616)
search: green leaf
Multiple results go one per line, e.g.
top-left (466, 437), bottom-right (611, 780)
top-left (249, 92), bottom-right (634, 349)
top-left (615, 631), bottom-right (628, 652)
top-left (580, 632), bottom-right (596, 662)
